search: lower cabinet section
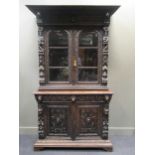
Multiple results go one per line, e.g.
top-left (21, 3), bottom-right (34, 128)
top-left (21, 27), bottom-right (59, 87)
top-left (35, 92), bottom-right (112, 141)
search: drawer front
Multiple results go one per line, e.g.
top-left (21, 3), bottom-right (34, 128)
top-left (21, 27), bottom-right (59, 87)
top-left (40, 94), bottom-right (111, 102)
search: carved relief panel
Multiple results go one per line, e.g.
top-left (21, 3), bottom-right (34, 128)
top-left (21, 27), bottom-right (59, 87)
top-left (47, 105), bottom-right (70, 136)
top-left (76, 104), bottom-right (102, 136)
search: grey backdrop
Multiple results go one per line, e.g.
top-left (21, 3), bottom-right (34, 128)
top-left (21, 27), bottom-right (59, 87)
top-left (19, 0), bottom-right (135, 135)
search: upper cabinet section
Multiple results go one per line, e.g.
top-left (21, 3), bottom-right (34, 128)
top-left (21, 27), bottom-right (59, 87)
top-left (26, 5), bottom-right (120, 87)
top-left (26, 5), bottom-right (120, 26)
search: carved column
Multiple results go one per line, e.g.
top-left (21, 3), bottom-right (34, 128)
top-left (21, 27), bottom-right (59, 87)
top-left (102, 27), bottom-right (109, 86)
top-left (38, 26), bottom-right (46, 85)
top-left (35, 95), bottom-right (46, 139)
top-left (102, 95), bottom-right (111, 139)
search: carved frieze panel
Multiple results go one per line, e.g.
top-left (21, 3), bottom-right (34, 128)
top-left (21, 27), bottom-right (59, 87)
top-left (76, 95), bottom-right (105, 102)
top-left (42, 95), bottom-right (71, 102)
top-left (39, 94), bottom-right (112, 102)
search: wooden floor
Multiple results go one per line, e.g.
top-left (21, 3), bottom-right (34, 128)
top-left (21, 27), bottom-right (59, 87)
top-left (34, 139), bottom-right (113, 151)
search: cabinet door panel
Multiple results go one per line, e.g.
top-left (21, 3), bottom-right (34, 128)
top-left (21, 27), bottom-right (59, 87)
top-left (47, 104), bottom-right (71, 136)
top-left (76, 104), bottom-right (102, 136)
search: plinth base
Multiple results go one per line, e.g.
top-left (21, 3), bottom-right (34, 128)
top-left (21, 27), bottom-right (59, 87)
top-left (34, 139), bottom-right (113, 152)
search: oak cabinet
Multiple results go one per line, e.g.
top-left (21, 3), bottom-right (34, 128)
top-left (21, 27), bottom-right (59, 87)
top-left (27, 5), bottom-right (120, 151)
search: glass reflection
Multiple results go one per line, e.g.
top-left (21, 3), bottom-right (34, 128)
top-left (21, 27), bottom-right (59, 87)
top-left (79, 31), bottom-right (98, 46)
top-left (49, 49), bottom-right (68, 66)
top-left (49, 30), bottom-right (68, 46)
top-left (78, 49), bottom-right (97, 66)
top-left (49, 68), bottom-right (69, 81)
top-left (79, 69), bottom-right (97, 81)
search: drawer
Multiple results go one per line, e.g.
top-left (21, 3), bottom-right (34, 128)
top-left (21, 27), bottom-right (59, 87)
top-left (36, 94), bottom-right (112, 102)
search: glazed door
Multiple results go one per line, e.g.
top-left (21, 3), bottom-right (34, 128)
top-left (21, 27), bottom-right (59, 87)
top-left (71, 30), bottom-right (102, 84)
top-left (45, 29), bottom-right (103, 85)
top-left (75, 30), bottom-right (102, 84)
top-left (46, 30), bottom-right (71, 83)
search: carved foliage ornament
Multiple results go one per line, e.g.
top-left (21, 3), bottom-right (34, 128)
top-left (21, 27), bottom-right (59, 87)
top-left (49, 108), bottom-right (68, 134)
top-left (40, 94), bottom-right (112, 102)
top-left (38, 26), bottom-right (46, 84)
top-left (102, 27), bottom-right (109, 86)
top-left (80, 108), bottom-right (98, 133)
top-left (102, 102), bottom-right (109, 139)
top-left (38, 104), bottom-right (45, 139)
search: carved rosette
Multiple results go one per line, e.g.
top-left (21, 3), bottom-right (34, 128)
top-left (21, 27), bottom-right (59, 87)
top-left (38, 104), bottom-right (45, 139)
top-left (102, 27), bottom-right (109, 86)
top-left (38, 26), bottom-right (45, 85)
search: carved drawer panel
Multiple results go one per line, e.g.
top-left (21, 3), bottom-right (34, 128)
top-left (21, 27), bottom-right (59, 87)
top-left (82, 95), bottom-right (110, 102)
top-left (36, 94), bottom-right (112, 102)
top-left (42, 95), bottom-right (71, 102)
